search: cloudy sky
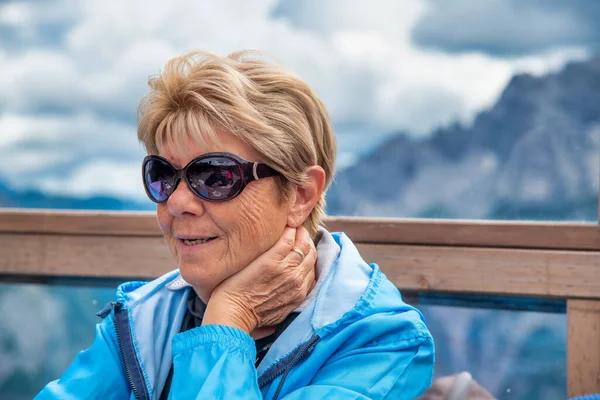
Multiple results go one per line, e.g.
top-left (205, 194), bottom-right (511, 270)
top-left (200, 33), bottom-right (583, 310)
top-left (0, 0), bottom-right (597, 201)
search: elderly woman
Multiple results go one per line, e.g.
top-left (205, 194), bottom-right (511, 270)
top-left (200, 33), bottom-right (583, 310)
top-left (37, 50), bottom-right (434, 400)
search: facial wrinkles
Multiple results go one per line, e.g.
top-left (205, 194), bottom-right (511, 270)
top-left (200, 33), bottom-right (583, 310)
top-left (188, 217), bottom-right (230, 265)
top-left (238, 185), bottom-right (275, 241)
top-left (226, 195), bottom-right (263, 262)
top-left (225, 183), bottom-right (282, 279)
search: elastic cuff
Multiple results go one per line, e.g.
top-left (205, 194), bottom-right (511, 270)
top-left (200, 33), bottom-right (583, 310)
top-left (172, 324), bottom-right (256, 359)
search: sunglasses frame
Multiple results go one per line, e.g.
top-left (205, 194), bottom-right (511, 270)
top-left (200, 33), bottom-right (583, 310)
top-left (142, 152), bottom-right (281, 203)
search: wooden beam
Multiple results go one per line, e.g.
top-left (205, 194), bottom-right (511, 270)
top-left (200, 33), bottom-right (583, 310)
top-left (360, 244), bottom-right (600, 299)
top-left (568, 299), bottom-right (600, 397)
top-left (0, 208), bottom-right (161, 236)
top-left (0, 233), bottom-right (175, 279)
top-left (2, 209), bottom-right (600, 251)
top-left (2, 232), bottom-right (600, 299)
top-left (324, 217), bottom-right (600, 251)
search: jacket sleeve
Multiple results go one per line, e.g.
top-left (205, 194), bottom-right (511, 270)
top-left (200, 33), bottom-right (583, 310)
top-left (169, 325), bottom-right (262, 399)
top-left (34, 315), bottom-right (129, 400)
top-left (168, 324), bottom-right (434, 400)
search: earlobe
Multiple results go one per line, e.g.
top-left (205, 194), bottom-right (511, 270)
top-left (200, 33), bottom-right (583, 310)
top-left (286, 190), bottom-right (303, 228)
top-left (286, 190), bottom-right (305, 228)
top-left (286, 214), bottom-right (303, 228)
top-left (286, 166), bottom-right (326, 228)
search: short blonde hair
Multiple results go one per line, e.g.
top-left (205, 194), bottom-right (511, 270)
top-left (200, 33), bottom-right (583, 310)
top-left (137, 50), bottom-right (336, 237)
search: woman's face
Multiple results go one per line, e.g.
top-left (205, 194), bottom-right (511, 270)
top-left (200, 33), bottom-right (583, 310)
top-left (156, 131), bottom-right (292, 301)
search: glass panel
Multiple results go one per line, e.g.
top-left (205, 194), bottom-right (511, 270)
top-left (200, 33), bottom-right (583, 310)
top-left (1, 280), bottom-right (568, 400)
top-left (0, 280), bottom-right (120, 400)
top-left (414, 294), bottom-right (567, 400)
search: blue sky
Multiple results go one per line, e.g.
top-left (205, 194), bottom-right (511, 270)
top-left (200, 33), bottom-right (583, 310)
top-left (0, 0), bottom-right (597, 201)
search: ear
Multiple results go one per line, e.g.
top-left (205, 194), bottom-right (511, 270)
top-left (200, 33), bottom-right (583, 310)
top-left (287, 166), bottom-right (327, 228)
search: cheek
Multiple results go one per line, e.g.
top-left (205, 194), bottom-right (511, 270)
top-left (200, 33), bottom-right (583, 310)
top-left (220, 184), bottom-right (289, 252)
top-left (156, 204), bottom-right (172, 236)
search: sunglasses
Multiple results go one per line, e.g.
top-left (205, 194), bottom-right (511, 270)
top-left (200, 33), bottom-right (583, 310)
top-left (142, 152), bottom-right (281, 203)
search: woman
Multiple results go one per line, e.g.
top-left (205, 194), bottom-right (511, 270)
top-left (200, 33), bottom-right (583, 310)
top-left (37, 50), bottom-right (434, 399)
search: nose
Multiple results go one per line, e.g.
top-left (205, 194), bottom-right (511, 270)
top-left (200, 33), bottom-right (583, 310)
top-left (167, 178), bottom-right (206, 217)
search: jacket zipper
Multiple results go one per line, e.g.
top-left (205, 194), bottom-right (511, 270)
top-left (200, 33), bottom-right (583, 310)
top-left (113, 302), bottom-right (151, 400)
top-left (107, 299), bottom-right (317, 400)
top-left (261, 335), bottom-right (320, 400)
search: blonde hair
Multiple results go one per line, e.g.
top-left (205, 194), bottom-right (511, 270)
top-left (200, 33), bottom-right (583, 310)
top-left (137, 50), bottom-right (336, 237)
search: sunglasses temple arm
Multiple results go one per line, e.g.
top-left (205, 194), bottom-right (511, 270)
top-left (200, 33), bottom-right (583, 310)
top-left (252, 163), bottom-right (280, 180)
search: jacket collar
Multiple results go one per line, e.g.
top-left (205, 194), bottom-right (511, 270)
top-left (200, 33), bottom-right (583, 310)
top-left (255, 228), bottom-right (375, 375)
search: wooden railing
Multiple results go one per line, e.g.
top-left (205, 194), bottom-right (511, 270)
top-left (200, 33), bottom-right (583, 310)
top-left (1, 208), bottom-right (599, 397)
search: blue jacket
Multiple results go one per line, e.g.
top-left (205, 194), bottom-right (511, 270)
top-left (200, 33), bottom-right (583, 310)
top-left (36, 230), bottom-right (434, 399)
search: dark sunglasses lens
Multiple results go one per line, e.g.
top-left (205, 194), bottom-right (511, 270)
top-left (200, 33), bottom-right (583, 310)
top-left (187, 157), bottom-right (242, 200)
top-left (144, 158), bottom-right (176, 202)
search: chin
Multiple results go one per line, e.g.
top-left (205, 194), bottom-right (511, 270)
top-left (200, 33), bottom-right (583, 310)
top-left (179, 261), bottom-right (223, 293)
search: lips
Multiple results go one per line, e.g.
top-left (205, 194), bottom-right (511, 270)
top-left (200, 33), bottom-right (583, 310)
top-left (176, 234), bottom-right (219, 246)
top-left (181, 237), bottom-right (217, 246)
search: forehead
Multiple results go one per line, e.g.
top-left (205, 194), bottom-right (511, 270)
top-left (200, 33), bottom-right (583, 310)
top-left (158, 130), bottom-right (258, 169)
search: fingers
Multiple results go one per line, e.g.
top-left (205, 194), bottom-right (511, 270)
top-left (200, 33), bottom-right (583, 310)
top-left (286, 226), bottom-right (314, 266)
top-left (269, 226), bottom-right (297, 261)
top-left (295, 227), bottom-right (313, 260)
top-left (285, 228), bottom-right (317, 297)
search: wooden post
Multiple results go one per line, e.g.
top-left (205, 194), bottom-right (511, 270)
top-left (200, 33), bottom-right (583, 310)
top-left (567, 299), bottom-right (600, 397)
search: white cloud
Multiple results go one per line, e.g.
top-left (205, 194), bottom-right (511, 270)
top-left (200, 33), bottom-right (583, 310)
top-left (0, 2), bottom-right (30, 26)
top-left (0, 0), bottom-right (592, 198)
top-left (0, 113), bottom-right (145, 199)
top-left (39, 160), bottom-right (145, 200)
top-left (0, 113), bottom-right (141, 152)
top-left (0, 50), bottom-right (82, 112)
top-left (412, 0), bottom-right (599, 56)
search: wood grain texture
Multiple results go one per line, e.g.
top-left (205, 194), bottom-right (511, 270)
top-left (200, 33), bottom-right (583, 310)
top-left (0, 208), bottom-right (162, 236)
top-left (325, 217), bottom-right (600, 250)
top-left (358, 244), bottom-right (600, 299)
top-left (568, 299), bottom-right (600, 397)
top-left (0, 233), bottom-right (175, 279)
top-left (2, 209), bottom-right (600, 250)
top-left (2, 232), bottom-right (600, 299)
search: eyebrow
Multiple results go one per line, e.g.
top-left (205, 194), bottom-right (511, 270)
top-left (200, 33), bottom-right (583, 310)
top-left (157, 153), bottom-right (184, 170)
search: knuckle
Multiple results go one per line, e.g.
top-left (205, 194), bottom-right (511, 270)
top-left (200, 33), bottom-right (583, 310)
top-left (271, 251), bottom-right (286, 263)
top-left (284, 269), bottom-right (302, 288)
top-left (295, 273), bottom-right (309, 291)
top-left (299, 240), bottom-right (312, 255)
top-left (282, 238), bottom-right (295, 249)
top-left (286, 256), bottom-right (302, 268)
top-left (294, 275), bottom-right (305, 289)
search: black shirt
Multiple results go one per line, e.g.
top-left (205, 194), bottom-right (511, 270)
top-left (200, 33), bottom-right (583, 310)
top-left (159, 290), bottom-right (299, 399)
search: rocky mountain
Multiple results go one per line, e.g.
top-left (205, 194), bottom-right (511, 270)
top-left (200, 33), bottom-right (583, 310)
top-left (327, 57), bottom-right (600, 221)
top-left (0, 181), bottom-right (152, 211)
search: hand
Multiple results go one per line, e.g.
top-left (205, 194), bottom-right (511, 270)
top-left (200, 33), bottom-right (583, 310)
top-left (202, 226), bottom-right (317, 333)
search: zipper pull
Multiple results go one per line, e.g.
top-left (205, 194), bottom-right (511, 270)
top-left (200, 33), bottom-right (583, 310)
top-left (96, 301), bottom-right (120, 319)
